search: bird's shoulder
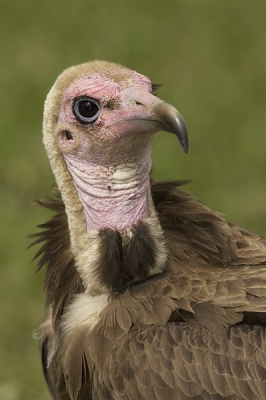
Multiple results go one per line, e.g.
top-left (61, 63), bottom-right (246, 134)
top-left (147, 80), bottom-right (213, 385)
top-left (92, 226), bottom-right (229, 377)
top-left (151, 179), bottom-right (266, 266)
top-left (36, 182), bottom-right (266, 400)
top-left (32, 182), bottom-right (266, 330)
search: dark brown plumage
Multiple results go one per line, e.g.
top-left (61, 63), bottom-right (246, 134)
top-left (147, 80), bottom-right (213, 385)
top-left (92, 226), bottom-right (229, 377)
top-left (33, 61), bottom-right (266, 400)
top-left (32, 181), bottom-right (266, 400)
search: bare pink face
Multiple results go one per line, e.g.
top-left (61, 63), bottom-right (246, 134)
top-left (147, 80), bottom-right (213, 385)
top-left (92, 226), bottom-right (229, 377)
top-left (57, 69), bottom-right (161, 158)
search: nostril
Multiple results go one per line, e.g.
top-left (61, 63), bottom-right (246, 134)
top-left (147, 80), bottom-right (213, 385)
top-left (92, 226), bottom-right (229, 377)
top-left (58, 130), bottom-right (74, 147)
top-left (135, 101), bottom-right (143, 106)
top-left (65, 131), bottom-right (73, 140)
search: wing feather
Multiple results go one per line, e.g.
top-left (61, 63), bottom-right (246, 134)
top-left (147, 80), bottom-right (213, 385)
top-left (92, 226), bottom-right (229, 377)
top-left (33, 182), bottom-right (266, 399)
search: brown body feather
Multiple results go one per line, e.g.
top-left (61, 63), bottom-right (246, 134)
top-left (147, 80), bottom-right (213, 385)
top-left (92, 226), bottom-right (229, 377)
top-left (32, 181), bottom-right (266, 400)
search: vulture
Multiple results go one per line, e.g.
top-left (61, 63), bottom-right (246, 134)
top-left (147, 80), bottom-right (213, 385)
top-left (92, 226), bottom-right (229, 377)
top-left (32, 60), bottom-right (266, 400)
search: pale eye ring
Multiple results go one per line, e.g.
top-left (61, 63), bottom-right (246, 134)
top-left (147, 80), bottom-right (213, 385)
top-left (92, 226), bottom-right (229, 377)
top-left (73, 96), bottom-right (101, 124)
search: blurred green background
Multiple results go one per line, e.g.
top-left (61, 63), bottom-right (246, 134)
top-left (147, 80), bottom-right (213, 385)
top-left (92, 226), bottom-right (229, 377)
top-left (1, 1), bottom-right (266, 399)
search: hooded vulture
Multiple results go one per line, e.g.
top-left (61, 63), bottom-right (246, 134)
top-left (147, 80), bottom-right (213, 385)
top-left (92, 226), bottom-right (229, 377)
top-left (32, 60), bottom-right (266, 400)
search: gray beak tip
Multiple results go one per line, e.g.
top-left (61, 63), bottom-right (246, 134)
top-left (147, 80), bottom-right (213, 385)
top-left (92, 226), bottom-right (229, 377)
top-left (181, 140), bottom-right (189, 154)
top-left (175, 115), bottom-right (188, 154)
top-left (151, 101), bottom-right (189, 154)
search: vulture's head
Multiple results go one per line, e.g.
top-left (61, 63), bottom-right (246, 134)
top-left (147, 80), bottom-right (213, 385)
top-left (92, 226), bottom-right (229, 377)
top-left (43, 60), bottom-right (188, 294)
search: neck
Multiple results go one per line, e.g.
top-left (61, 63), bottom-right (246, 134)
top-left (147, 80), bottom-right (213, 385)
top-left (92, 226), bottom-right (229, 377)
top-left (63, 146), bottom-right (152, 232)
top-left (52, 143), bottom-right (168, 295)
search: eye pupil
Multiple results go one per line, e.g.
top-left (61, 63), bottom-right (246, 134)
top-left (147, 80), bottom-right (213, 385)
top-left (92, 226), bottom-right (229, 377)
top-left (79, 101), bottom-right (98, 118)
top-left (73, 97), bottom-right (100, 124)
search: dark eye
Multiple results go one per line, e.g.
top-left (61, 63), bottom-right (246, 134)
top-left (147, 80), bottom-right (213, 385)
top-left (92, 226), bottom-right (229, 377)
top-left (73, 97), bottom-right (101, 124)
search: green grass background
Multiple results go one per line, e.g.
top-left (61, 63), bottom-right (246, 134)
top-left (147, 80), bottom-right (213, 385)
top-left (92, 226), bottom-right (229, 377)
top-left (1, 1), bottom-right (266, 399)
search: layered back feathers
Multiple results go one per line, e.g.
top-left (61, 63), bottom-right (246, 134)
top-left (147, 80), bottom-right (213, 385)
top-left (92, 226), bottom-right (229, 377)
top-left (32, 181), bottom-right (266, 400)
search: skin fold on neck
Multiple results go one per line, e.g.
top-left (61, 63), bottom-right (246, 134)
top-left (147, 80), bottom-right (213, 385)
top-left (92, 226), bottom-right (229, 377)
top-left (63, 144), bottom-right (152, 233)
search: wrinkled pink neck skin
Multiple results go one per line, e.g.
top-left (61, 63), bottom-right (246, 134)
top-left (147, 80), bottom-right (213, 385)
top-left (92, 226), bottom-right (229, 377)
top-left (57, 70), bottom-right (155, 232)
top-left (63, 145), bottom-right (151, 232)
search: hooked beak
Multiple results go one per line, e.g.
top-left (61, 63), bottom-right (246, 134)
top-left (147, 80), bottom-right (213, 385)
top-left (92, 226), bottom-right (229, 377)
top-left (149, 101), bottom-right (188, 154)
top-left (109, 87), bottom-right (188, 153)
